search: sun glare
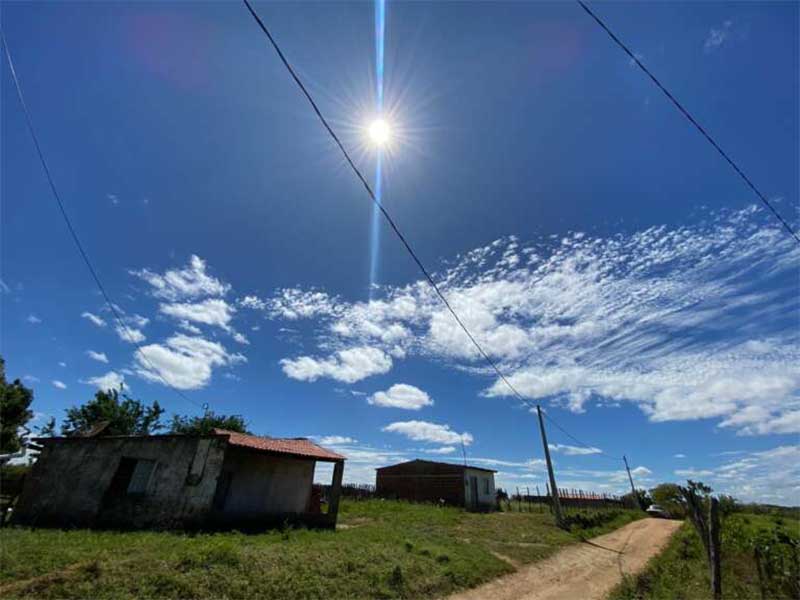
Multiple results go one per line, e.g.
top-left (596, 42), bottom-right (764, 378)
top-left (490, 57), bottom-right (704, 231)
top-left (368, 118), bottom-right (391, 146)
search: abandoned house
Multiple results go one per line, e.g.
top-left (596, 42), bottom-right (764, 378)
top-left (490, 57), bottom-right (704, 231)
top-left (11, 428), bottom-right (346, 530)
top-left (376, 459), bottom-right (496, 510)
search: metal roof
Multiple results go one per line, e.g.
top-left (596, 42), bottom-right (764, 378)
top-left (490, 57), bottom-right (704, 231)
top-left (376, 459), bottom-right (497, 473)
top-left (212, 429), bottom-right (345, 462)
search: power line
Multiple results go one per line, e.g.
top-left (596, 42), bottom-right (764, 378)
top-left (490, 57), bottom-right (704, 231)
top-left (1, 31), bottom-right (204, 412)
top-left (577, 0), bottom-right (800, 245)
top-left (242, 0), bottom-right (532, 406)
top-left (241, 0), bottom-right (618, 465)
top-left (542, 411), bottom-right (620, 463)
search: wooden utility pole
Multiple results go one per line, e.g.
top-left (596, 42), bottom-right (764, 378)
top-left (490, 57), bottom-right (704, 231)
top-left (623, 455), bottom-right (642, 509)
top-left (536, 405), bottom-right (564, 526)
top-left (709, 497), bottom-right (722, 600)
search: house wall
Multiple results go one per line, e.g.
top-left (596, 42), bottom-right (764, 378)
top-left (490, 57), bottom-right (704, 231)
top-left (376, 461), bottom-right (465, 506)
top-left (11, 436), bottom-right (226, 529)
top-left (464, 468), bottom-right (496, 510)
top-left (214, 447), bottom-right (314, 521)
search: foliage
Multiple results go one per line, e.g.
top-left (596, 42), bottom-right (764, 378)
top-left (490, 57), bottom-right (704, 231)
top-left (0, 499), bottom-right (644, 599)
top-left (169, 411), bottom-right (249, 436)
top-left (610, 513), bottom-right (800, 600)
top-left (0, 357), bottom-right (34, 453)
top-left (61, 388), bottom-right (164, 437)
top-left (495, 488), bottom-right (508, 501)
top-left (650, 483), bottom-right (687, 518)
top-left (622, 488), bottom-right (652, 510)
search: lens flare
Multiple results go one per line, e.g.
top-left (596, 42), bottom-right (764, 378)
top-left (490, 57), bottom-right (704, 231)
top-left (368, 118), bottom-right (390, 146)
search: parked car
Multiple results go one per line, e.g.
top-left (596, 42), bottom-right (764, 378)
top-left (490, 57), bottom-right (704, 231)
top-left (646, 503), bottom-right (670, 518)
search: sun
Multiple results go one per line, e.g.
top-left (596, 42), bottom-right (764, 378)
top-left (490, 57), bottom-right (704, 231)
top-left (368, 118), bottom-right (391, 147)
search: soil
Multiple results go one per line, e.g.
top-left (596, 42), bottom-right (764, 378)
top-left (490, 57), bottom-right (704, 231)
top-left (447, 517), bottom-right (682, 600)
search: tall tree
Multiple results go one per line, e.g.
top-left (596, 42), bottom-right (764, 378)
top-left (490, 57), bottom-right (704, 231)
top-left (0, 357), bottom-right (34, 453)
top-left (61, 388), bottom-right (164, 436)
top-left (169, 411), bottom-right (249, 436)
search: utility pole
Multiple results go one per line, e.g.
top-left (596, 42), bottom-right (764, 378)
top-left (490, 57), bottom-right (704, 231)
top-left (460, 435), bottom-right (468, 467)
top-left (623, 455), bottom-right (642, 509)
top-left (536, 405), bottom-right (564, 526)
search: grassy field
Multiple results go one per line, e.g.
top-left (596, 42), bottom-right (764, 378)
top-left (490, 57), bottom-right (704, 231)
top-left (610, 512), bottom-right (800, 600)
top-left (0, 499), bottom-right (642, 599)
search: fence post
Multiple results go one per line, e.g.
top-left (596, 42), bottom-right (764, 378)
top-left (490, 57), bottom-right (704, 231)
top-left (709, 497), bottom-right (722, 600)
top-left (516, 486), bottom-right (521, 512)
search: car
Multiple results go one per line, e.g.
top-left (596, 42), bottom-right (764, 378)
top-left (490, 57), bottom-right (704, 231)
top-left (646, 503), bottom-right (670, 518)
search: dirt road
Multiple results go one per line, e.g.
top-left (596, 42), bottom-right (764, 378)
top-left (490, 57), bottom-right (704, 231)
top-left (448, 518), bottom-right (682, 600)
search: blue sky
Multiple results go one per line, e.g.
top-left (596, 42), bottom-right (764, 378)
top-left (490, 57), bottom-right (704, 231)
top-left (2, 1), bottom-right (798, 504)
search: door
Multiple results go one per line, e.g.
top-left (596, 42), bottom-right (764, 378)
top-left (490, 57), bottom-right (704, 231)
top-left (469, 476), bottom-right (479, 510)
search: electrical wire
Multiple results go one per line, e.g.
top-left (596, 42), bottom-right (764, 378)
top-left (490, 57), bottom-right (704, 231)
top-left (577, 0), bottom-right (799, 245)
top-left (241, 0), bottom-right (618, 464)
top-left (1, 31), bottom-right (205, 412)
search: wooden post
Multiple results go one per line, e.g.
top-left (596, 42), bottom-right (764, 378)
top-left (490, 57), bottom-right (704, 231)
top-left (537, 405), bottom-right (564, 526)
top-left (623, 455), bottom-right (641, 510)
top-left (327, 460), bottom-right (345, 525)
top-left (709, 497), bottom-right (722, 600)
top-left (526, 487), bottom-right (531, 512)
top-left (516, 486), bottom-right (521, 512)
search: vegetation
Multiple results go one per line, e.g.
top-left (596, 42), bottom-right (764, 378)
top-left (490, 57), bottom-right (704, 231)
top-left (169, 411), bottom-right (249, 435)
top-left (61, 388), bottom-right (164, 437)
top-left (611, 512), bottom-right (800, 600)
top-left (0, 358), bottom-right (34, 453)
top-left (0, 499), bottom-right (643, 599)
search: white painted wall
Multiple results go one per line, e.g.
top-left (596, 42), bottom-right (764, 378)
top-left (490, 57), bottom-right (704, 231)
top-left (464, 468), bottom-right (496, 508)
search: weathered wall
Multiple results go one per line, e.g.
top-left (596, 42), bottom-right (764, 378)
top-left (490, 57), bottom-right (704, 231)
top-left (376, 461), bottom-right (465, 506)
top-left (11, 436), bottom-right (226, 529)
top-left (215, 448), bottom-right (314, 520)
top-left (464, 468), bottom-right (496, 509)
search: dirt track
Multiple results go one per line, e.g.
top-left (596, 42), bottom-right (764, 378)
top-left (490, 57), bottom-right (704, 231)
top-left (448, 518), bottom-right (682, 600)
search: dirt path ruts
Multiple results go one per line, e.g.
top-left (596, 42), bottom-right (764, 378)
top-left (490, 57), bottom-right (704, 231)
top-left (448, 518), bottom-right (682, 600)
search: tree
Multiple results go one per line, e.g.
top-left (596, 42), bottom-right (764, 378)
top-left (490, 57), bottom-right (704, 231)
top-left (169, 411), bottom-right (249, 436)
top-left (623, 488), bottom-right (652, 510)
top-left (61, 388), bottom-right (164, 436)
top-left (650, 482), bottom-right (686, 518)
top-left (0, 357), bottom-right (34, 453)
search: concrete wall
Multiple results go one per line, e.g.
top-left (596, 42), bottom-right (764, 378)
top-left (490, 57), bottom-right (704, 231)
top-left (215, 447), bottom-right (314, 521)
top-left (11, 436), bottom-right (226, 529)
top-left (464, 468), bottom-right (496, 510)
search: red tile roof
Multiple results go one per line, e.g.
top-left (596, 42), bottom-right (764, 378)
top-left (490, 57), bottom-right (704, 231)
top-left (212, 429), bottom-right (345, 462)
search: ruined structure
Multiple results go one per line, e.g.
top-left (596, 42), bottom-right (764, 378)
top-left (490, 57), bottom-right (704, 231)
top-left (11, 429), bottom-right (345, 529)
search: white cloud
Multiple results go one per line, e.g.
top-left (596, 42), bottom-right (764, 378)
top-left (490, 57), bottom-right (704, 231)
top-left (82, 311), bottom-right (106, 327)
top-left (83, 371), bottom-right (125, 391)
top-left (160, 298), bottom-right (234, 329)
top-left (132, 255), bottom-right (230, 301)
top-left (58, 362), bottom-right (66, 367)
top-left (51, 380), bottom-right (66, 389)
top-left (704, 19), bottom-right (734, 51)
top-left (23, 375), bottom-right (40, 383)
top-left (281, 346), bottom-right (392, 383)
top-left (263, 206), bottom-right (799, 437)
top-left (368, 384), bottom-right (433, 410)
top-left (630, 466), bottom-right (652, 477)
top-left (267, 288), bottom-right (341, 320)
top-left (116, 325), bottom-right (146, 344)
top-left (238, 295), bottom-right (266, 310)
top-left (674, 453), bottom-right (686, 459)
top-left (86, 350), bottom-right (108, 364)
top-left (382, 420), bottom-right (473, 446)
top-left (232, 331), bottom-right (249, 345)
top-left (675, 468), bottom-right (714, 478)
top-left (318, 436), bottom-right (356, 445)
top-left (673, 446), bottom-right (800, 505)
top-left (548, 443), bottom-right (602, 456)
top-left (27, 314), bottom-right (42, 324)
top-left (425, 446), bottom-right (456, 455)
top-left (134, 334), bottom-right (245, 390)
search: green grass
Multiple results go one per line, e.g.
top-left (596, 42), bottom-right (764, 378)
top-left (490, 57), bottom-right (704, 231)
top-left (0, 499), bottom-right (643, 599)
top-left (610, 513), bottom-right (800, 600)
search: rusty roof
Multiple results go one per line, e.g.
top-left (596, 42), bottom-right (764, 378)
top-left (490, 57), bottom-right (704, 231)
top-left (212, 429), bottom-right (345, 462)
